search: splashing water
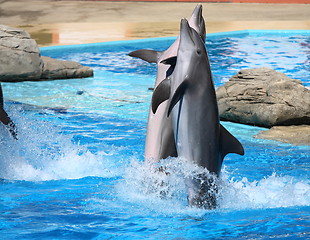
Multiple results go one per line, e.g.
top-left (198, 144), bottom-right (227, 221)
top-left (219, 170), bottom-right (310, 210)
top-left (0, 106), bottom-right (121, 181)
top-left (117, 158), bottom-right (310, 214)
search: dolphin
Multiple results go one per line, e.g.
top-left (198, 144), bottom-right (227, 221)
top-left (0, 84), bottom-right (17, 139)
top-left (129, 4), bottom-right (206, 162)
top-left (151, 19), bottom-right (244, 209)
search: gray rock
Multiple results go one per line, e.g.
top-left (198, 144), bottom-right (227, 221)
top-left (217, 67), bottom-right (310, 128)
top-left (0, 24), bottom-right (93, 82)
top-left (40, 56), bottom-right (93, 80)
top-left (255, 125), bottom-right (310, 146)
top-left (0, 24), bottom-right (43, 81)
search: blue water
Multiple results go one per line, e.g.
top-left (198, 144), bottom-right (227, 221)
top-left (1, 30), bottom-right (309, 239)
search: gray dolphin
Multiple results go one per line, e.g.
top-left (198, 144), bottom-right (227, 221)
top-left (152, 19), bottom-right (244, 209)
top-left (0, 84), bottom-right (17, 139)
top-left (129, 4), bottom-right (206, 162)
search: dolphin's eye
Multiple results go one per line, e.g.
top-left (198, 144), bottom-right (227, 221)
top-left (197, 49), bottom-right (202, 55)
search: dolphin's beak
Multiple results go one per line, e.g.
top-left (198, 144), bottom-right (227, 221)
top-left (188, 4), bottom-right (206, 42)
top-left (190, 4), bottom-right (203, 24)
top-left (180, 18), bottom-right (195, 49)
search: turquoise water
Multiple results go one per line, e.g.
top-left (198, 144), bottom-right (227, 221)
top-left (1, 30), bottom-right (309, 239)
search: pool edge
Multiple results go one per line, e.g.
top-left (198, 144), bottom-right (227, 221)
top-left (40, 29), bottom-right (310, 54)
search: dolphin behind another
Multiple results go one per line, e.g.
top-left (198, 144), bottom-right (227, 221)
top-left (152, 19), bottom-right (244, 209)
top-left (129, 4), bottom-right (206, 162)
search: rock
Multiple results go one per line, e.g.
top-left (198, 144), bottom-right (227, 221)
top-left (40, 56), bottom-right (93, 80)
top-left (0, 24), bottom-right (43, 81)
top-left (0, 24), bottom-right (93, 82)
top-left (255, 125), bottom-right (310, 146)
top-left (217, 67), bottom-right (310, 128)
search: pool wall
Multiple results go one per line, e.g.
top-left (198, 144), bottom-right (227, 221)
top-left (40, 29), bottom-right (310, 55)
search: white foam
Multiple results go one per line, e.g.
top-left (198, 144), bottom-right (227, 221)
top-left (0, 108), bottom-right (120, 181)
top-left (219, 170), bottom-right (310, 210)
top-left (117, 158), bottom-right (310, 214)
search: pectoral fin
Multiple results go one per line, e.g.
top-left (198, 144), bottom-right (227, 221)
top-left (128, 49), bottom-right (162, 63)
top-left (219, 124), bottom-right (244, 162)
top-left (152, 78), bottom-right (171, 114)
top-left (160, 56), bottom-right (177, 66)
top-left (167, 80), bottom-right (189, 117)
top-left (161, 56), bottom-right (177, 78)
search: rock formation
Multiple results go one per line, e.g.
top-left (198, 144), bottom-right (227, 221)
top-left (217, 67), bottom-right (310, 128)
top-left (0, 24), bottom-right (43, 81)
top-left (255, 125), bottom-right (310, 146)
top-left (41, 56), bottom-right (93, 80)
top-left (0, 25), bottom-right (93, 82)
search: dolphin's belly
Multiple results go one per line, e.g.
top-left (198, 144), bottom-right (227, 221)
top-left (172, 95), bottom-right (220, 172)
top-left (144, 65), bottom-right (176, 162)
top-left (145, 100), bottom-right (175, 161)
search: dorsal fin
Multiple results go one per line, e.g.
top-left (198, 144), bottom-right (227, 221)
top-left (128, 49), bottom-right (162, 63)
top-left (219, 124), bottom-right (244, 162)
top-left (151, 78), bottom-right (171, 114)
top-left (167, 80), bottom-right (189, 117)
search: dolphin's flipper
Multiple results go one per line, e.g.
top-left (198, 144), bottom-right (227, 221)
top-left (219, 124), bottom-right (244, 161)
top-left (161, 56), bottom-right (177, 78)
top-left (160, 56), bottom-right (177, 66)
top-left (0, 109), bottom-right (17, 139)
top-left (167, 80), bottom-right (189, 117)
top-left (152, 78), bottom-right (171, 114)
top-left (128, 49), bottom-right (162, 63)
top-left (0, 84), bottom-right (17, 139)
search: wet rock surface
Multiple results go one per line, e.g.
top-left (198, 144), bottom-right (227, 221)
top-left (41, 56), bottom-right (93, 80)
top-left (255, 125), bottom-right (310, 146)
top-left (0, 24), bottom-right (93, 82)
top-left (0, 24), bottom-right (43, 81)
top-left (217, 67), bottom-right (310, 128)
